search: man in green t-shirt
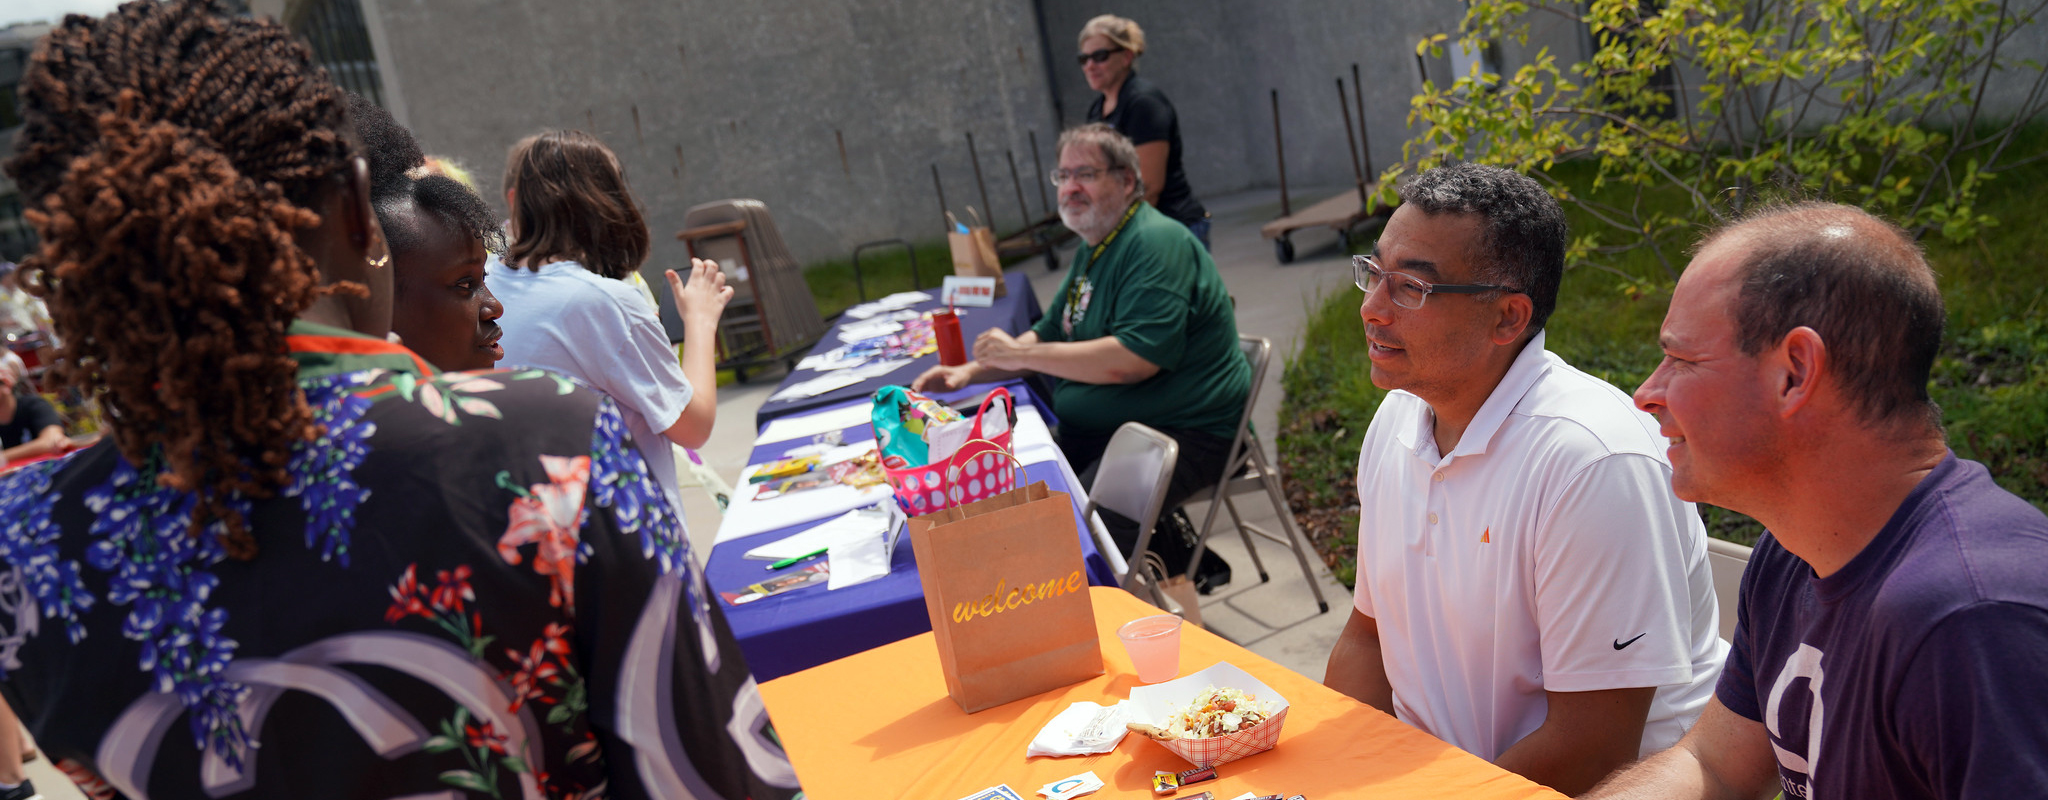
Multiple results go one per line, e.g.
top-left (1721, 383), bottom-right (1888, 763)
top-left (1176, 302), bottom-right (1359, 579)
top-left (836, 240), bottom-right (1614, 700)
top-left (914, 123), bottom-right (1249, 590)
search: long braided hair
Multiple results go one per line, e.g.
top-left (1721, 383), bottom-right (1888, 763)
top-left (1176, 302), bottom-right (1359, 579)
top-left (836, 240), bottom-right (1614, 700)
top-left (2, 0), bottom-right (357, 559)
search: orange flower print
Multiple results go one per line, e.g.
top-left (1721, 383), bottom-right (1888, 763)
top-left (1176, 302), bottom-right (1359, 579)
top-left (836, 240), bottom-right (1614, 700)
top-left (496, 455), bottom-right (591, 611)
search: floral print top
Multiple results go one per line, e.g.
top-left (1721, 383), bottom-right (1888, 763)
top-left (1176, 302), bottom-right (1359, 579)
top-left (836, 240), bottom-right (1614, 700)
top-left (0, 321), bottom-right (802, 800)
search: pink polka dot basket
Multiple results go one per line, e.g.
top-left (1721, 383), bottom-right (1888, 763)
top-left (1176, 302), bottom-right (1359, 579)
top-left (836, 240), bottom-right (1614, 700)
top-left (881, 387), bottom-right (1019, 516)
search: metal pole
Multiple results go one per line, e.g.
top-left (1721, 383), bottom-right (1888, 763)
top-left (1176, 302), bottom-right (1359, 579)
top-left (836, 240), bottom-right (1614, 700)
top-left (932, 163), bottom-right (948, 229)
top-left (1271, 89), bottom-right (1291, 218)
top-left (1353, 63), bottom-right (1372, 177)
top-left (1006, 150), bottom-right (1031, 232)
top-left (966, 131), bottom-right (993, 229)
top-left (1338, 78), bottom-right (1368, 205)
top-left (1029, 130), bottom-right (1050, 216)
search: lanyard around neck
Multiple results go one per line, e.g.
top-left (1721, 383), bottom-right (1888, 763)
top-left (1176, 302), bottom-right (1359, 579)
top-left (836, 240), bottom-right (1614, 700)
top-left (1069, 200), bottom-right (1143, 313)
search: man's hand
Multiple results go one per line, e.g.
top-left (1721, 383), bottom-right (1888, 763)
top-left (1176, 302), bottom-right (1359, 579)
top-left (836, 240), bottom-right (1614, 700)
top-left (912, 364), bottom-right (975, 393)
top-left (973, 328), bottom-right (1032, 371)
top-left (1582, 698), bottom-right (1781, 800)
top-left (667, 258), bottom-right (733, 329)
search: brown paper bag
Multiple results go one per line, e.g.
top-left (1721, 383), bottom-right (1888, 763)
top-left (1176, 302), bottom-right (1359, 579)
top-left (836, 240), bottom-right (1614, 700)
top-left (1140, 552), bottom-right (1206, 628)
top-left (946, 212), bottom-right (1007, 297)
top-left (909, 481), bottom-right (1102, 713)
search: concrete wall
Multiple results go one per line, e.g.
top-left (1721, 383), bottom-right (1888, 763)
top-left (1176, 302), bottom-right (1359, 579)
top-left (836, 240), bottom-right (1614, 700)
top-left (363, 0), bottom-right (2046, 280)
top-left (1036, 1), bottom-right (1482, 202)
top-left (364, 0), bottom-right (1063, 276)
top-left (366, 0), bottom-right (1503, 274)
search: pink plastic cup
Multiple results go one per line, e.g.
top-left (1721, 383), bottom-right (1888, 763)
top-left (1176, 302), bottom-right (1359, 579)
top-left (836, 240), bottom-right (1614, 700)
top-left (1117, 614), bottom-right (1184, 684)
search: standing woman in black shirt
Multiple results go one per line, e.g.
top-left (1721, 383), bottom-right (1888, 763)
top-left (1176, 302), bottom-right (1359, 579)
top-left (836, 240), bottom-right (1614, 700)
top-left (1078, 15), bottom-right (1212, 248)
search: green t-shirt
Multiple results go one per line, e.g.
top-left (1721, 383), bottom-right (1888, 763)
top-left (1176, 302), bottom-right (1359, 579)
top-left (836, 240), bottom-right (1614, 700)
top-left (1032, 202), bottom-right (1250, 440)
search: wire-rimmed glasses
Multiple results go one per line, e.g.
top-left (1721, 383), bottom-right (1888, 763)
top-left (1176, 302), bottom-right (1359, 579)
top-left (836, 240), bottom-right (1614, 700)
top-left (1049, 165), bottom-right (1127, 186)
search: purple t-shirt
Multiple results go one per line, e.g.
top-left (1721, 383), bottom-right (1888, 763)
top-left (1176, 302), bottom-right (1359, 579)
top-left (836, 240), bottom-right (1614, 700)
top-left (1719, 453), bottom-right (2048, 799)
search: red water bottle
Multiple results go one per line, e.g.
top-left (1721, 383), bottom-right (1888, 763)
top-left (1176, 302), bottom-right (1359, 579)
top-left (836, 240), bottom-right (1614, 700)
top-left (933, 309), bottom-right (967, 366)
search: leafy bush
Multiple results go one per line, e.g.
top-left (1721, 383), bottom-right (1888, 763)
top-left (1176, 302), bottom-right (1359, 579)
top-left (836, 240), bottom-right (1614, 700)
top-left (1283, 0), bottom-right (2048, 584)
top-left (1391, 0), bottom-right (2048, 278)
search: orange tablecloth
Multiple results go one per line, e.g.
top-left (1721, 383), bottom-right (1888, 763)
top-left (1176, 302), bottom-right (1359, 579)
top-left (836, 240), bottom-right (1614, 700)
top-left (759, 586), bottom-right (1568, 800)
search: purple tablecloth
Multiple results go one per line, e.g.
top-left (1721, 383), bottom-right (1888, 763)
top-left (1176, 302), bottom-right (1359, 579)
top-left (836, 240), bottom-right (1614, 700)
top-left (753, 270), bottom-right (1042, 426)
top-left (712, 381), bottom-right (1112, 682)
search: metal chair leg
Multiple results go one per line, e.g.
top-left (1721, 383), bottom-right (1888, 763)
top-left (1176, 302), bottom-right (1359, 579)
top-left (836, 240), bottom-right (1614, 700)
top-left (1223, 497), bottom-right (1271, 582)
top-left (1188, 465), bottom-right (1236, 572)
top-left (1250, 449), bottom-right (1329, 613)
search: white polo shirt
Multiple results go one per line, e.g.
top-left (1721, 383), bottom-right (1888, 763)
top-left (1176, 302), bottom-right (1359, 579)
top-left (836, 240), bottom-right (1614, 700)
top-left (1352, 331), bottom-right (1725, 760)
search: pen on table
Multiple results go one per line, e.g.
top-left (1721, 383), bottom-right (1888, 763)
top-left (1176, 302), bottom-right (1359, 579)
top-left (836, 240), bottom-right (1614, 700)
top-left (766, 547), bottom-right (830, 571)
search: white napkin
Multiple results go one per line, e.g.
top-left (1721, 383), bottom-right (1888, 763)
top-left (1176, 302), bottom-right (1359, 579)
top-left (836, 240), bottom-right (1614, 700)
top-left (1026, 701), bottom-right (1132, 758)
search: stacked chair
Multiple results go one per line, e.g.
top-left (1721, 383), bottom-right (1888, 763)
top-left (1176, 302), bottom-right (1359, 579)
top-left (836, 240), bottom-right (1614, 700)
top-left (676, 200), bottom-right (826, 380)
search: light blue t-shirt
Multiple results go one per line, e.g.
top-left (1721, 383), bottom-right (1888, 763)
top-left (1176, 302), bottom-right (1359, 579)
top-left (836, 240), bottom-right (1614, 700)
top-left (487, 256), bottom-right (692, 512)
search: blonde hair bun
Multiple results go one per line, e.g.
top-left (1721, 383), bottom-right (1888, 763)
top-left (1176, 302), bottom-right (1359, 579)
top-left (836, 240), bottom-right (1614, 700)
top-left (1078, 14), bottom-right (1145, 56)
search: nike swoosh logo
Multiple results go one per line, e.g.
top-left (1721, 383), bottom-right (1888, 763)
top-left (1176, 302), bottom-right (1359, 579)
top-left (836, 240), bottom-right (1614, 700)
top-left (1614, 633), bottom-right (1648, 650)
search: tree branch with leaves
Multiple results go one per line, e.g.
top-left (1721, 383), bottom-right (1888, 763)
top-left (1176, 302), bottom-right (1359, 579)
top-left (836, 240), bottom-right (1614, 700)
top-left (1384, 0), bottom-right (2048, 282)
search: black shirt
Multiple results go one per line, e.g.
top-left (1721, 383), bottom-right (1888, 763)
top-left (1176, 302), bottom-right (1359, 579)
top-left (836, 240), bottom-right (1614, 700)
top-left (0, 392), bottom-right (60, 447)
top-left (1087, 74), bottom-right (1207, 228)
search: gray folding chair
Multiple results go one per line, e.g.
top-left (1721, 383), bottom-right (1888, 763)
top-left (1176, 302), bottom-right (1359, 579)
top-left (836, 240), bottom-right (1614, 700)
top-left (1182, 335), bottom-right (1331, 614)
top-left (1080, 422), bottom-right (1182, 612)
top-left (1706, 537), bottom-right (1753, 643)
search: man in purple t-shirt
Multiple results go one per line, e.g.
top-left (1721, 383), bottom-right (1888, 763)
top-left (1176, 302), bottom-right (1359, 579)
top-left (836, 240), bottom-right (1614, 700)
top-left (1585, 202), bottom-right (2048, 800)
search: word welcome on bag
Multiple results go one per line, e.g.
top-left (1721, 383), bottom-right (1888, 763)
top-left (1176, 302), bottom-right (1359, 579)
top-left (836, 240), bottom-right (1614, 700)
top-left (952, 571), bottom-right (1089, 623)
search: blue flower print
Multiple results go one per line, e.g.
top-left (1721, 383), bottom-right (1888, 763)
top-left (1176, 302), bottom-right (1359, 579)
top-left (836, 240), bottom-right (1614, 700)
top-left (0, 457), bottom-right (93, 648)
top-left (586, 399), bottom-right (687, 576)
top-left (83, 456), bottom-right (254, 770)
top-left (284, 373), bottom-right (378, 567)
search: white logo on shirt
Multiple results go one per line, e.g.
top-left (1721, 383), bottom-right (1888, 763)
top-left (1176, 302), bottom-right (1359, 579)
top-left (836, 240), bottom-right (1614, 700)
top-left (1764, 642), bottom-right (1825, 798)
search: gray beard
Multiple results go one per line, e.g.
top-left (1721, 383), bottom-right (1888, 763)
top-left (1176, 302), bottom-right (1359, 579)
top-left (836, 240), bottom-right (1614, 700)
top-left (1059, 199), bottom-right (1124, 245)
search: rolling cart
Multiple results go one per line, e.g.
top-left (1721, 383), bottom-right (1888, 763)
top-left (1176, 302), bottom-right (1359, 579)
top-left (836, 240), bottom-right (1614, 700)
top-left (1262, 66), bottom-right (1396, 263)
top-left (676, 199), bottom-right (827, 382)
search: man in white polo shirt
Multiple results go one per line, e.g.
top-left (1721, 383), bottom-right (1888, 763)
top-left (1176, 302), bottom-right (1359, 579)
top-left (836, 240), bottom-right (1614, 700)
top-left (1323, 163), bottom-right (1725, 796)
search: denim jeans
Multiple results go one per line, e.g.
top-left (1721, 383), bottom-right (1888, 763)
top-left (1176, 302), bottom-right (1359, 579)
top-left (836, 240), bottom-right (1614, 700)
top-left (1184, 217), bottom-right (1213, 251)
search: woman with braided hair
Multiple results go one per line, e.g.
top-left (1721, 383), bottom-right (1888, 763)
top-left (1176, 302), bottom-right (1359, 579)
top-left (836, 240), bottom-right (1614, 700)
top-left (0, 3), bottom-right (802, 798)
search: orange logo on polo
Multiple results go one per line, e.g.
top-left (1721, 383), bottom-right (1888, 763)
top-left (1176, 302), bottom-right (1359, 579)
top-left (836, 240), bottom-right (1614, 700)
top-left (1479, 527), bottom-right (1491, 544)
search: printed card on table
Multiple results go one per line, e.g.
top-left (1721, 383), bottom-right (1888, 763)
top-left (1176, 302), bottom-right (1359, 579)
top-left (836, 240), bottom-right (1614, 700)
top-left (943, 275), bottom-right (999, 307)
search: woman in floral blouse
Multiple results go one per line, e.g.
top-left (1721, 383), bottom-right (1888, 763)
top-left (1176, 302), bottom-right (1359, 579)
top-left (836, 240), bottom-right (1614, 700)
top-left (0, 2), bottom-right (800, 798)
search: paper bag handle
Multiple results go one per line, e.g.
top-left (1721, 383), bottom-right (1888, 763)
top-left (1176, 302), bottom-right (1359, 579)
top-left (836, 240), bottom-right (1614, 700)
top-left (943, 438), bottom-right (1025, 488)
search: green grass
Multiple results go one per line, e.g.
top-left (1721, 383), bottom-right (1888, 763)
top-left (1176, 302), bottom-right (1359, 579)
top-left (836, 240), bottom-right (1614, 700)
top-left (799, 236), bottom-right (1062, 319)
top-left (1281, 129), bottom-right (2048, 586)
top-left (798, 239), bottom-right (956, 320)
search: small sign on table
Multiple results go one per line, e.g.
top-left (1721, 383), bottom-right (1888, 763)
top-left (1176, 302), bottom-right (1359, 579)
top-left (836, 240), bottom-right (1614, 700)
top-left (942, 275), bottom-right (999, 308)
